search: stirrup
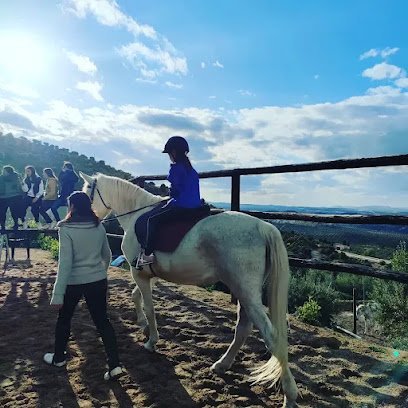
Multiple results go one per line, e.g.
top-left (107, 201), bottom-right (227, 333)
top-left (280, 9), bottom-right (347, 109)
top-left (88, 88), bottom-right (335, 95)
top-left (134, 250), bottom-right (153, 269)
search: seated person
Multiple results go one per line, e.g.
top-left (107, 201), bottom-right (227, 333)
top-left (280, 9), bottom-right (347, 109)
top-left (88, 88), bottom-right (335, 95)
top-left (137, 136), bottom-right (201, 266)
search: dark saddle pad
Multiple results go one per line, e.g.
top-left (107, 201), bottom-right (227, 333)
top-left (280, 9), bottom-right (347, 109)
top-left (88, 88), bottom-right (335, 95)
top-left (135, 204), bottom-right (211, 254)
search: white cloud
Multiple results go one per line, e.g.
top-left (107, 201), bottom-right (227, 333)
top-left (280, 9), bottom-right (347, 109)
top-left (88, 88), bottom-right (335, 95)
top-left (395, 77), bottom-right (408, 88)
top-left (362, 62), bottom-right (404, 80)
top-left (136, 77), bottom-right (158, 84)
top-left (165, 81), bottom-right (183, 89)
top-left (64, 0), bottom-right (156, 38)
top-left (65, 50), bottom-right (97, 75)
top-left (212, 60), bottom-right (224, 69)
top-left (359, 47), bottom-right (399, 60)
top-left (0, 82), bottom-right (39, 99)
top-left (2, 82), bottom-right (408, 207)
top-left (64, 0), bottom-right (187, 80)
top-left (112, 150), bottom-right (141, 171)
top-left (209, 95), bottom-right (216, 99)
top-left (238, 89), bottom-right (255, 96)
top-left (118, 41), bottom-right (187, 78)
top-left (360, 48), bottom-right (378, 60)
top-left (76, 81), bottom-right (104, 101)
top-left (201, 62), bottom-right (206, 69)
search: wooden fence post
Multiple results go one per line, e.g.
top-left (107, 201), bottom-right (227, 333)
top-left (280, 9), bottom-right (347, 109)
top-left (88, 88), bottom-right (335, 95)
top-left (230, 173), bottom-right (240, 304)
top-left (353, 288), bottom-right (357, 334)
top-left (231, 173), bottom-right (240, 211)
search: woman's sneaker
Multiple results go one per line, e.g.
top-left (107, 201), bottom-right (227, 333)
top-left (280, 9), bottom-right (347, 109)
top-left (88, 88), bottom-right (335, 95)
top-left (43, 352), bottom-right (66, 367)
top-left (104, 366), bottom-right (124, 380)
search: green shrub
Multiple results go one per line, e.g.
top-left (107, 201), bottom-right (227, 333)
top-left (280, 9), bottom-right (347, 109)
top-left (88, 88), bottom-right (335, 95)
top-left (371, 241), bottom-right (408, 349)
top-left (289, 269), bottom-right (340, 326)
top-left (38, 235), bottom-right (59, 260)
top-left (391, 241), bottom-right (408, 273)
top-left (390, 337), bottom-right (408, 351)
top-left (334, 273), bottom-right (374, 299)
top-left (296, 297), bottom-right (321, 325)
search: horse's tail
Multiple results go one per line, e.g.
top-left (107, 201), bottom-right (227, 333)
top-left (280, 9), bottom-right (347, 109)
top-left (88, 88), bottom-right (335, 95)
top-left (251, 221), bottom-right (291, 389)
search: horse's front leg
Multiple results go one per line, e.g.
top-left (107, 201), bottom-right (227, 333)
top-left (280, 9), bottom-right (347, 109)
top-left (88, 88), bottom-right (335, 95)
top-left (130, 269), bottom-right (148, 328)
top-left (133, 274), bottom-right (159, 352)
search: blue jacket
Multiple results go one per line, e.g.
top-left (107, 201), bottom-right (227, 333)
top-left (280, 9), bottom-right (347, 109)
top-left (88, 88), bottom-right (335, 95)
top-left (167, 162), bottom-right (201, 208)
top-left (59, 170), bottom-right (79, 198)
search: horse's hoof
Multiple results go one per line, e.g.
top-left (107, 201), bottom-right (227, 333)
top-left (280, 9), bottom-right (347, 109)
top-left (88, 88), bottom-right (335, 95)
top-left (282, 396), bottom-right (297, 408)
top-left (210, 362), bottom-right (228, 374)
top-left (144, 341), bottom-right (156, 353)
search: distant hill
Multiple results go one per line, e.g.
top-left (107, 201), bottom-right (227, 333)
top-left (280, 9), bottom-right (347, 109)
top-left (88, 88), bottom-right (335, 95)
top-left (211, 202), bottom-right (408, 248)
top-left (211, 202), bottom-right (408, 216)
top-left (0, 132), bottom-right (168, 196)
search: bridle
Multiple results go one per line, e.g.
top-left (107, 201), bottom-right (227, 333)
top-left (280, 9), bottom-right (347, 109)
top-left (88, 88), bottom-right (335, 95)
top-left (88, 178), bottom-right (168, 223)
top-left (89, 179), bottom-right (112, 210)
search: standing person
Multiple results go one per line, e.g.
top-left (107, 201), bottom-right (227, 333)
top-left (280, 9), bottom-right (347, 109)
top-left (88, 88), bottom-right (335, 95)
top-left (51, 162), bottom-right (79, 223)
top-left (0, 166), bottom-right (24, 232)
top-left (137, 136), bottom-right (202, 265)
top-left (39, 168), bottom-right (59, 229)
top-left (21, 165), bottom-right (44, 228)
top-left (0, 175), bottom-right (4, 233)
top-left (43, 191), bottom-right (123, 380)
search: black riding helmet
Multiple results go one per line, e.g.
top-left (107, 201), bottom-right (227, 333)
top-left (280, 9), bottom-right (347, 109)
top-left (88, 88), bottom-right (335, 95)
top-left (162, 136), bottom-right (189, 154)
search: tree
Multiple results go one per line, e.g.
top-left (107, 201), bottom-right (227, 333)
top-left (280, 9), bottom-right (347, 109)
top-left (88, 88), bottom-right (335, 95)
top-left (372, 241), bottom-right (408, 348)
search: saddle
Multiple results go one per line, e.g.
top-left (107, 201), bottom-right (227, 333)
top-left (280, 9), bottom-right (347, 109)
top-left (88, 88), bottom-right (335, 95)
top-left (135, 204), bottom-right (211, 254)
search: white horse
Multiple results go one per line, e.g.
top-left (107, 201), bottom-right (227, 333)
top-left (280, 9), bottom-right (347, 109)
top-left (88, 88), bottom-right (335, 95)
top-left (356, 301), bottom-right (380, 334)
top-left (80, 172), bottom-right (298, 407)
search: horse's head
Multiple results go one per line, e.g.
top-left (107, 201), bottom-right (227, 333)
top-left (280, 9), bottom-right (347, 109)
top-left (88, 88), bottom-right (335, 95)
top-left (80, 171), bottom-right (112, 220)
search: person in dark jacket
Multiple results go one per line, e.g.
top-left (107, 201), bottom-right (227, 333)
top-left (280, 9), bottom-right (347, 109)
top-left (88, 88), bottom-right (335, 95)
top-left (21, 165), bottom-right (44, 228)
top-left (137, 136), bottom-right (202, 265)
top-left (51, 162), bottom-right (79, 222)
top-left (0, 166), bottom-right (24, 232)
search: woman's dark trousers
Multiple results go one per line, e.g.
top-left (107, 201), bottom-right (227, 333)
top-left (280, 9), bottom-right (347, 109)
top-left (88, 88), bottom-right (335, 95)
top-left (0, 195), bottom-right (23, 229)
top-left (39, 200), bottom-right (55, 223)
top-left (54, 279), bottom-right (120, 370)
top-left (21, 196), bottom-right (42, 223)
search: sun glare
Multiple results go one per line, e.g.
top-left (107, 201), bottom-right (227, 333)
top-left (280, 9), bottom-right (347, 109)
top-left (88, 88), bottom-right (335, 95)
top-left (0, 31), bottom-right (49, 82)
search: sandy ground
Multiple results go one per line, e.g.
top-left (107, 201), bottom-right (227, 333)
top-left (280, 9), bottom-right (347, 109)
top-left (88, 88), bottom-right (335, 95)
top-left (0, 249), bottom-right (407, 408)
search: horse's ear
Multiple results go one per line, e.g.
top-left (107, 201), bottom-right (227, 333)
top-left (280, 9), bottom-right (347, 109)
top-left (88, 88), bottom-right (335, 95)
top-left (79, 171), bottom-right (93, 184)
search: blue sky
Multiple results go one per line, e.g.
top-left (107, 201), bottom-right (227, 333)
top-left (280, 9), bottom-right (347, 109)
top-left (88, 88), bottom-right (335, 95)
top-left (0, 0), bottom-right (407, 208)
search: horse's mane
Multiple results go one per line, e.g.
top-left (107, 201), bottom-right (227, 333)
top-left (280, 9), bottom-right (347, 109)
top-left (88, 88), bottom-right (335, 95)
top-left (94, 173), bottom-right (162, 213)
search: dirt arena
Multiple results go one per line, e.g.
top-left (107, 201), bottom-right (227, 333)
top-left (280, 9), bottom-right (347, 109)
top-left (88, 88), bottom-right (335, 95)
top-left (1, 250), bottom-right (407, 407)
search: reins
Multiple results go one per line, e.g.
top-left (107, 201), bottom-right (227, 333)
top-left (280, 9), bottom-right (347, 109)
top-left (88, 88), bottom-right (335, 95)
top-left (88, 179), bottom-right (168, 224)
top-left (101, 201), bottom-right (167, 224)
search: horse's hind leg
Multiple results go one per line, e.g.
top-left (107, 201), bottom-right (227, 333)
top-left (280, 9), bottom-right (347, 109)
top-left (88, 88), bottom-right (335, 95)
top-left (211, 302), bottom-right (253, 374)
top-left (243, 299), bottom-right (277, 354)
top-left (243, 299), bottom-right (297, 407)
